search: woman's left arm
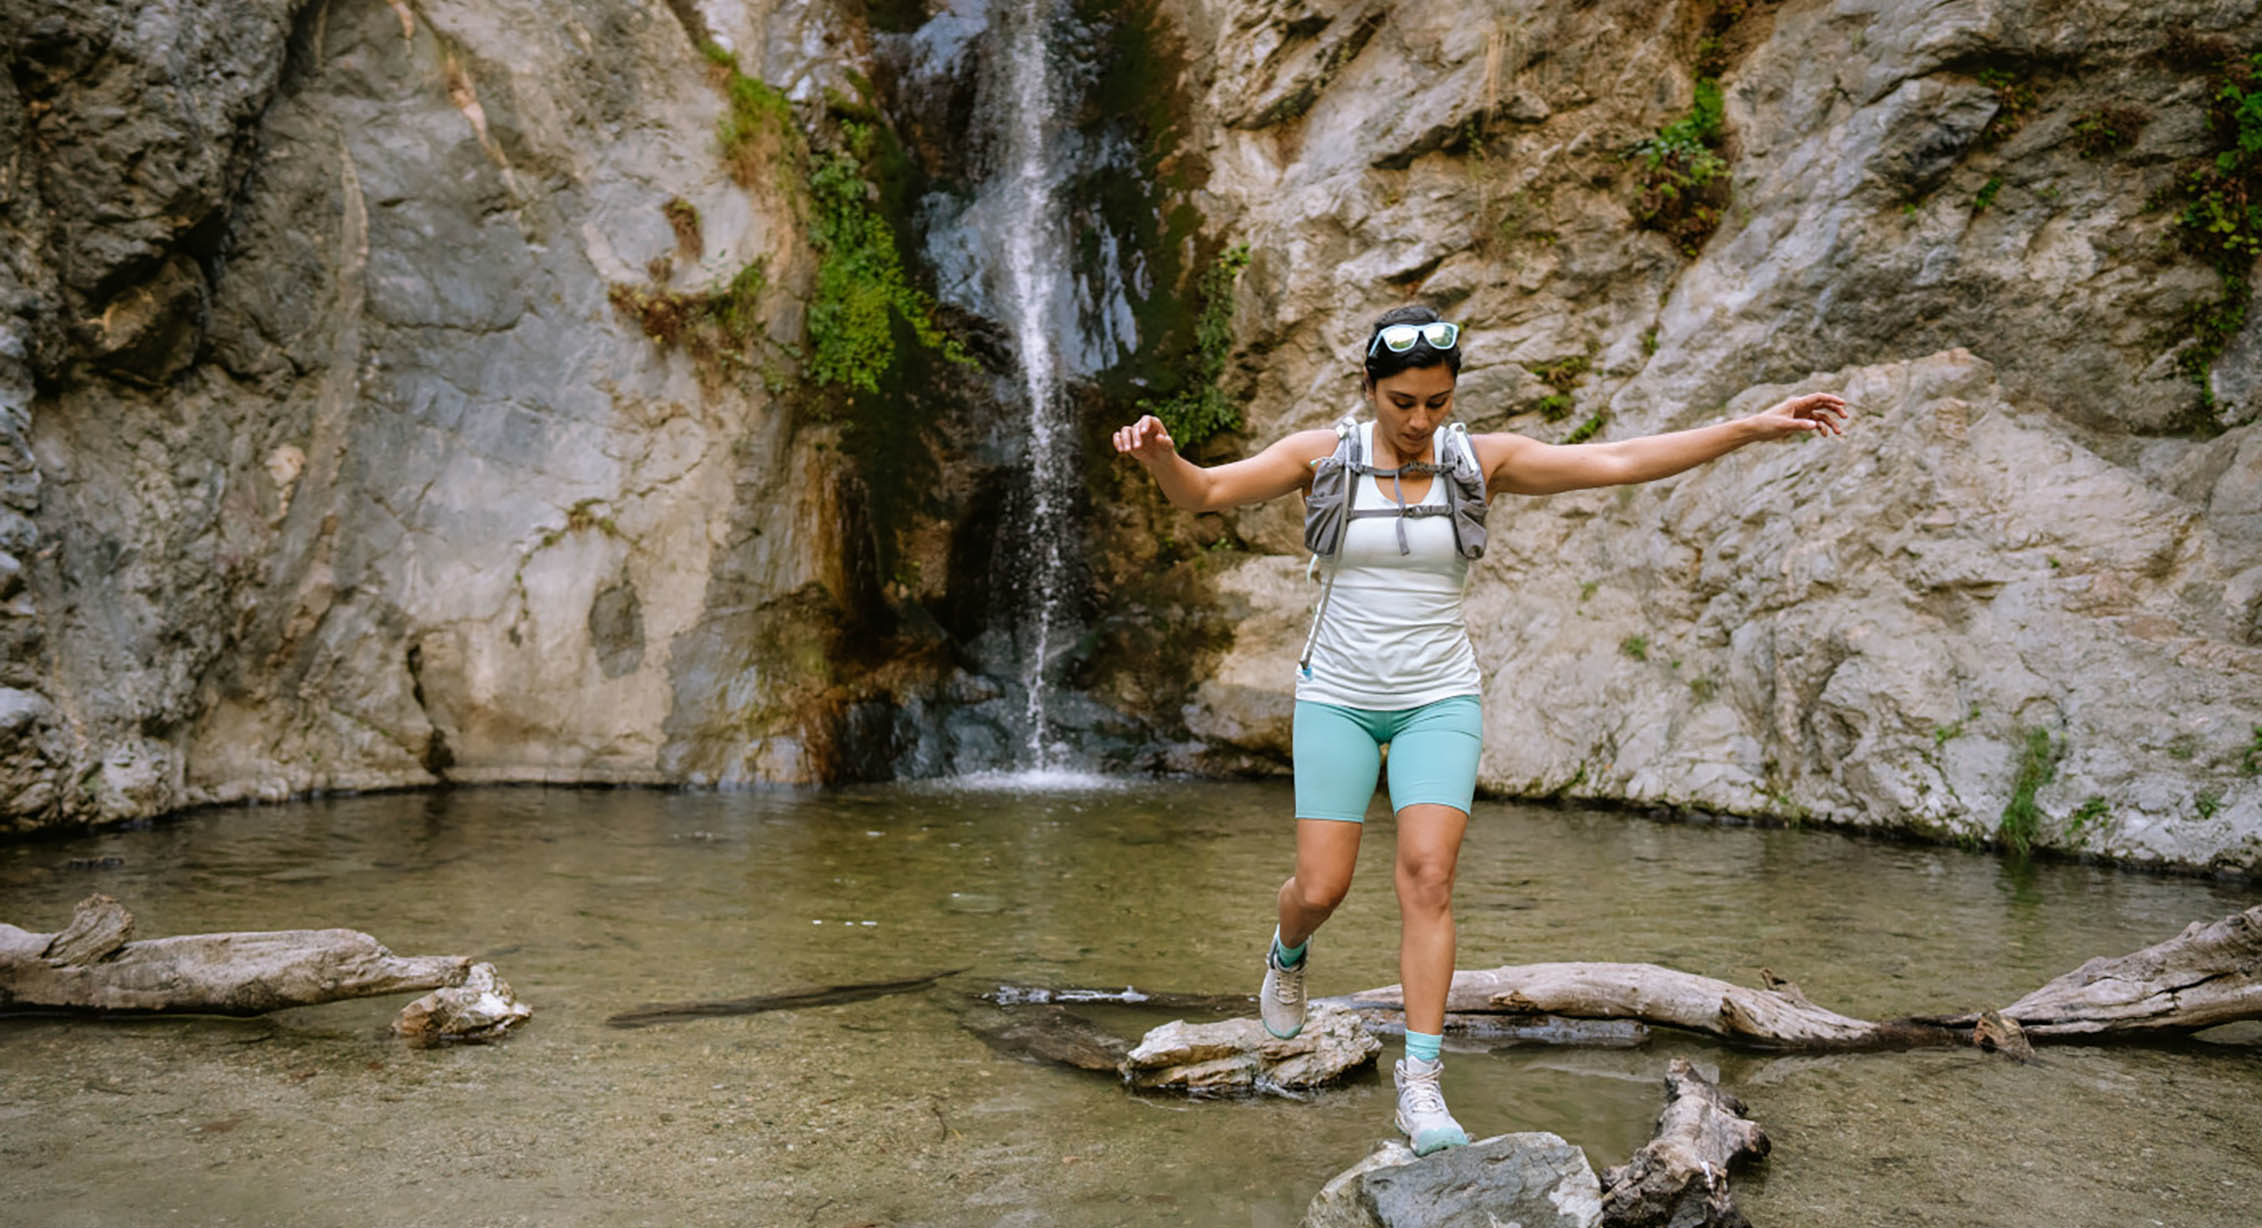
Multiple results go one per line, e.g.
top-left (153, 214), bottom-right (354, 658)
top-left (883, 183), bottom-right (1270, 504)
top-left (1476, 392), bottom-right (1849, 496)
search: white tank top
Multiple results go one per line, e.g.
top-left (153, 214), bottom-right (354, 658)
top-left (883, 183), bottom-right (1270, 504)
top-left (1294, 423), bottom-right (1483, 710)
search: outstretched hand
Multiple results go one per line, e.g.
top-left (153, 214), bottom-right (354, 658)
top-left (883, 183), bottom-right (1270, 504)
top-left (1112, 414), bottom-right (1178, 465)
top-left (1748, 393), bottom-right (1850, 440)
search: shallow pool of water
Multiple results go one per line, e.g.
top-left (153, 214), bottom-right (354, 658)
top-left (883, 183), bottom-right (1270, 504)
top-left (2, 782), bottom-right (2256, 1226)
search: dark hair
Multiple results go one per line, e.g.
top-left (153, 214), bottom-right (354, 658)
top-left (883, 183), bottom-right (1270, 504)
top-left (1361, 304), bottom-right (1463, 386)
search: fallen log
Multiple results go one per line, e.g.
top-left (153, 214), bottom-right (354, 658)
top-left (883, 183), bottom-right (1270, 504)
top-left (1925, 905), bottom-right (2262, 1038)
top-left (605, 968), bottom-right (966, 1029)
top-left (1339, 963), bottom-right (1958, 1052)
top-left (1344, 905), bottom-right (2262, 1051)
top-left (1, 895), bottom-right (471, 1016)
top-left (1599, 1059), bottom-right (1769, 1227)
top-left (974, 983), bottom-right (1651, 1048)
top-left (985, 905), bottom-right (2262, 1057)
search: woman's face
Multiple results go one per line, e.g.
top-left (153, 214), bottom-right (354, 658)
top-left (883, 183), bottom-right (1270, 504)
top-left (1366, 364), bottom-right (1457, 460)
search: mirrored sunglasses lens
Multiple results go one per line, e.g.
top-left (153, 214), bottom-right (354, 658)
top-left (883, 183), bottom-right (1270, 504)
top-left (1381, 324), bottom-right (1422, 352)
top-left (1423, 322), bottom-right (1459, 348)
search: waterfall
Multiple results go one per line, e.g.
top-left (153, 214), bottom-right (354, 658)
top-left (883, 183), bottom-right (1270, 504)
top-left (996, 0), bottom-right (1072, 768)
top-left (884, 0), bottom-right (1153, 780)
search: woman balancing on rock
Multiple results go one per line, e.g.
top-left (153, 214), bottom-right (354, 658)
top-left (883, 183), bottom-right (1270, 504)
top-left (1112, 306), bottom-right (1847, 1153)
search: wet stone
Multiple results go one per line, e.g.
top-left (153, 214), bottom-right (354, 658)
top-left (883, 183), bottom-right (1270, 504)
top-left (1304, 1133), bottom-right (1604, 1228)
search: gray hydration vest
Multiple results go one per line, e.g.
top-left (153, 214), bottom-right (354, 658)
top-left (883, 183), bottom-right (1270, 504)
top-left (1297, 417), bottom-right (1488, 677)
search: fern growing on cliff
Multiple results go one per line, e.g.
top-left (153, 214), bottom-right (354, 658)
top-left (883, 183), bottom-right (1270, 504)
top-left (2168, 47), bottom-right (2262, 408)
top-left (1630, 78), bottom-right (1731, 257)
top-left (1137, 243), bottom-right (1251, 448)
top-left (805, 123), bottom-right (969, 396)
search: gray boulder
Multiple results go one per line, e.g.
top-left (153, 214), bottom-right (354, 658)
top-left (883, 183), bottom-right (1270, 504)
top-left (1305, 1134), bottom-right (1604, 1228)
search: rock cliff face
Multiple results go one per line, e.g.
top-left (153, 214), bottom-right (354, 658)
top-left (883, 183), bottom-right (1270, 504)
top-left (1167, 0), bottom-right (2262, 871)
top-left (0, 0), bottom-right (891, 827)
top-left (2, 0), bottom-right (2258, 874)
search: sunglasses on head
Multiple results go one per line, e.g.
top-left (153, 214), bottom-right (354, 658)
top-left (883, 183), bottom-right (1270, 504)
top-left (1367, 321), bottom-right (1460, 357)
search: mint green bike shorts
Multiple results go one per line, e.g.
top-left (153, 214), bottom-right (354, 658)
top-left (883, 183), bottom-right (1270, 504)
top-left (1292, 695), bottom-right (1483, 822)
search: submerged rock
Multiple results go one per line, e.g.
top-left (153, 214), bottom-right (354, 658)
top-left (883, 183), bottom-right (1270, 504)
top-left (393, 963), bottom-right (530, 1046)
top-left (1122, 1002), bottom-right (1381, 1092)
top-left (1304, 1134), bottom-right (1604, 1228)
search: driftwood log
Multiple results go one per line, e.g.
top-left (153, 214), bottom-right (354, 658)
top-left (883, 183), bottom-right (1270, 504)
top-left (1335, 904), bottom-right (2262, 1053)
top-left (1928, 906), bottom-right (2262, 1038)
top-left (2, 894), bottom-right (472, 1015)
top-left (1599, 1059), bottom-right (1770, 1228)
top-left (606, 968), bottom-right (967, 1028)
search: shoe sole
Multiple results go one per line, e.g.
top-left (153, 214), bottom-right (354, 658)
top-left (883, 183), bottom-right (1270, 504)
top-left (1395, 1113), bottom-right (1470, 1157)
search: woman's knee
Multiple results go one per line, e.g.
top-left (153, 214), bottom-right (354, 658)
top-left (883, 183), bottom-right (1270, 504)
top-left (1292, 873), bottom-right (1353, 915)
top-left (1394, 858), bottom-right (1455, 913)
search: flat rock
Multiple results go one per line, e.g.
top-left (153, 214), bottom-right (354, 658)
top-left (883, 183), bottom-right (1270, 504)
top-left (1304, 1133), bottom-right (1604, 1228)
top-left (1122, 1002), bottom-right (1381, 1092)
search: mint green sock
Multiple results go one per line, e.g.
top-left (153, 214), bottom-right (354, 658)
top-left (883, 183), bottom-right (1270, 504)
top-left (1405, 1030), bottom-right (1442, 1063)
top-left (1271, 931), bottom-right (1307, 967)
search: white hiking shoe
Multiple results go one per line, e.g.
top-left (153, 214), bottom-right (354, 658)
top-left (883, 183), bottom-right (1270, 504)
top-left (1260, 932), bottom-right (1307, 1039)
top-left (1393, 1056), bottom-right (1471, 1156)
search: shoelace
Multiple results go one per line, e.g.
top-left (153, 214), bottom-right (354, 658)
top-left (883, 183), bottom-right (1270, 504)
top-left (1272, 966), bottom-right (1304, 1008)
top-left (1400, 1070), bottom-right (1448, 1117)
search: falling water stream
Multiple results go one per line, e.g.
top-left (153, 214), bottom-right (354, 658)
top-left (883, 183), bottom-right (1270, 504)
top-left (996, 0), bottom-right (1072, 768)
top-left (899, 0), bottom-right (1152, 779)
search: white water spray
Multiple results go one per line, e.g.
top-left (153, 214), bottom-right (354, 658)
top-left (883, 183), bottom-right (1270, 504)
top-left (997, 0), bottom-right (1072, 767)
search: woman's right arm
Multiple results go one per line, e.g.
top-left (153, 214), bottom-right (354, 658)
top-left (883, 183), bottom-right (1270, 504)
top-left (1111, 416), bottom-right (1335, 513)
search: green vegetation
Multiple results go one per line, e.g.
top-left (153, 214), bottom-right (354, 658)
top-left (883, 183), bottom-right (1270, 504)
top-left (1971, 175), bottom-right (2004, 213)
top-left (1998, 726), bottom-right (2060, 854)
top-left (1975, 67), bottom-right (2040, 145)
top-left (2072, 105), bottom-right (2149, 158)
top-left (1137, 243), bottom-right (1252, 448)
top-left (2166, 48), bottom-right (2262, 405)
top-left (1579, 579), bottom-right (1599, 602)
top-left (1525, 355), bottom-right (1588, 420)
top-left (701, 43), bottom-right (795, 188)
top-left (1529, 354), bottom-right (1589, 390)
top-left (1629, 77), bottom-right (1731, 256)
top-left (1620, 633), bottom-right (1649, 662)
top-left (1933, 703), bottom-right (1980, 749)
top-left (2067, 794), bottom-right (2111, 842)
top-left (2195, 789), bottom-right (2223, 821)
top-left (2242, 724), bottom-right (2261, 775)
top-left (1564, 412), bottom-right (1607, 444)
top-left (1688, 675), bottom-right (1719, 702)
top-left (806, 121), bottom-right (970, 395)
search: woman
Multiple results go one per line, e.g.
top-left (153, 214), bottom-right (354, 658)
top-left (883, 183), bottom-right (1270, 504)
top-left (1112, 305), bottom-right (1848, 1154)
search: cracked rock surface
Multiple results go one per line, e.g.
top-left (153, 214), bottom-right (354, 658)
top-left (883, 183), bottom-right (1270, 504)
top-left (1168, 0), bottom-right (2262, 872)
